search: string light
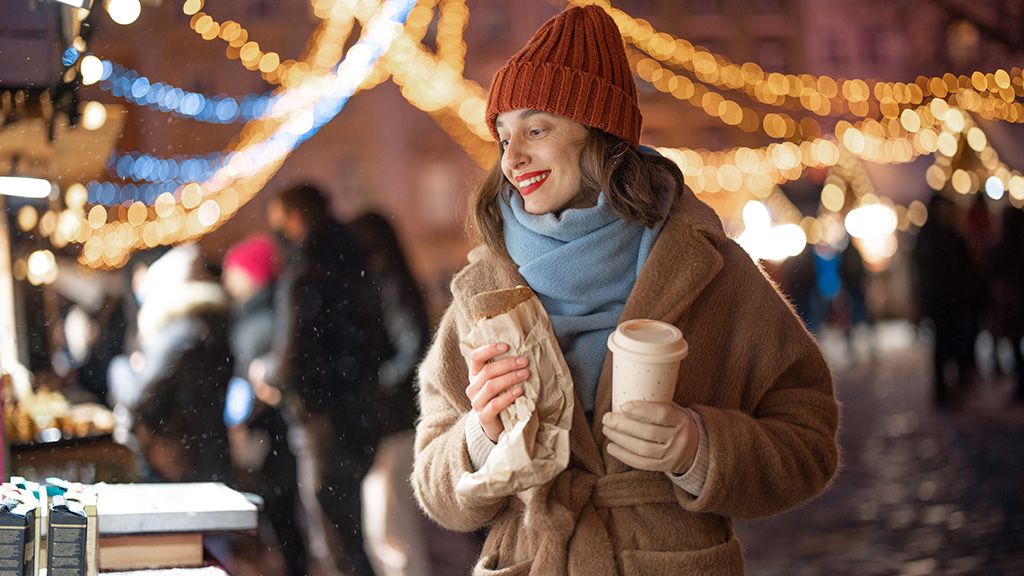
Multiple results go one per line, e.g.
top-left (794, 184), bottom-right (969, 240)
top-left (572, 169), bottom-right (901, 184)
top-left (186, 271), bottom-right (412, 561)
top-left (185, 0), bottom-right (397, 89)
top-left (106, 0), bottom-right (142, 26)
top-left (56, 0), bottom-right (1023, 270)
top-left (86, 181), bottom-right (183, 206)
top-left (74, 0), bottom-right (416, 268)
top-left (97, 58), bottom-right (274, 123)
top-left (569, 0), bottom-right (1024, 125)
top-left (107, 152), bottom-right (226, 186)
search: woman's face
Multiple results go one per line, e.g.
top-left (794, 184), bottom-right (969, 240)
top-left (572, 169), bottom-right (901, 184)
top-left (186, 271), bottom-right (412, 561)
top-left (496, 109), bottom-right (589, 215)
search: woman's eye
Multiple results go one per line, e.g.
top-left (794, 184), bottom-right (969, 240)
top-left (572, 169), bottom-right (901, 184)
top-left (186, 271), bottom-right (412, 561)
top-left (499, 139), bottom-right (509, 148)
top-left (529, 128), bottom-right (545, 137)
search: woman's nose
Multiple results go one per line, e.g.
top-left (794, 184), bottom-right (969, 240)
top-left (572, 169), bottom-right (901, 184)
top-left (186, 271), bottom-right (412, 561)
top-left (502, 137), bottom-right (528, 170)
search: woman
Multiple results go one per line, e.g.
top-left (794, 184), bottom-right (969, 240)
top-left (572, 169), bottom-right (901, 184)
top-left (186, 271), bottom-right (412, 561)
top-left (412, 6), bottom-right (839, 575)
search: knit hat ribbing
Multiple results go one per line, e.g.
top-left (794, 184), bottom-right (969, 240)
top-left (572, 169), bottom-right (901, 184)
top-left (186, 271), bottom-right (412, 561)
top-left (486, 5), bottom-right (642, 148)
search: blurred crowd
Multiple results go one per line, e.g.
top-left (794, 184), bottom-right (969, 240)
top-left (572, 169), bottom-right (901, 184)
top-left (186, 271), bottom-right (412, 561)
top-left (767, 192), bottom-right (1024, 408)
top-left (47, 183), bottom-right (480, 576)
top-left (912, 194), bottom-right (1024, 406)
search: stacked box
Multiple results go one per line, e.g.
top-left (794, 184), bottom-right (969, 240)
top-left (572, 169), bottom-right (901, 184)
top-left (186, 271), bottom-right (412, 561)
top-left (46, 496), bottom-right (87, 576)
top-left (0, 488), bottom-right (39, 576)
top-left (62, 486), bottom-right (97, 576)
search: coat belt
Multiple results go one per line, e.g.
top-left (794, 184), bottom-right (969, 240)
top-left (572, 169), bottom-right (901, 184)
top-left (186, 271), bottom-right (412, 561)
top-left (521, 469), bottom-right (678, 576)
top-left (591, 470), bottom-right (677, 508)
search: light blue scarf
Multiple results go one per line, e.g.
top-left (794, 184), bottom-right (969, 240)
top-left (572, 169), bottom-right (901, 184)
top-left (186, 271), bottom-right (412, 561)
top-left (500, 188), bottom-right (664, 412)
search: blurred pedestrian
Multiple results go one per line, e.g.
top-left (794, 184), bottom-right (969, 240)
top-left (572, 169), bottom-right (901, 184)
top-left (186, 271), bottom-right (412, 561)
top-left (222, 234), bottom-right (307, 576)
top-left (772, 245), bottom-right (818, 335)
top-left (412, 6), bottom-right (839, 575)
top-left (252, 183), bottom-right (386, 576)
top-left (912, 194), bottom-right (981, 404)
top-left (839, 239), bottom-right (873, 358)
top-left (350, 212), bottom-right (483, 576)
top-left (107, 244), bottom-right (233, 482)
top-left (965, 192), bottom-right (998, 374)
top-left (348, 211), bottom-right (430, 435)
top-left (989, 206), bottom-right (1024, 402)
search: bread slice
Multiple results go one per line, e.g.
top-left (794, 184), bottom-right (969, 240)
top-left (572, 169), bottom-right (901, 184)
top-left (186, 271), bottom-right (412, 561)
top-left (469, 286), bottom-right (535, 321)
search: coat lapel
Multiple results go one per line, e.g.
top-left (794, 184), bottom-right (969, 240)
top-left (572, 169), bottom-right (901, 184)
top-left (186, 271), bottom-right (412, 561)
top-left (591, 191), bottom-right (726, 444)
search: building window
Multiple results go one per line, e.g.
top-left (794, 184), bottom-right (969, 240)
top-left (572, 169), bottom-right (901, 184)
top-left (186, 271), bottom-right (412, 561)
top-left (248, 0), bottom-right (276, 18)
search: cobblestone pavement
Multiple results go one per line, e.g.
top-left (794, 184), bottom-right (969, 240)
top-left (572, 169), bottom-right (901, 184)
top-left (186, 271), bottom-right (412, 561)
top-left (735, 323), bottom-right (1024, 576)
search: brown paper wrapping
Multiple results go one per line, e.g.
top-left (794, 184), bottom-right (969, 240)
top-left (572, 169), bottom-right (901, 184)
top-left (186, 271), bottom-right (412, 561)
top-left (456, 286), bottom-right (574, 498)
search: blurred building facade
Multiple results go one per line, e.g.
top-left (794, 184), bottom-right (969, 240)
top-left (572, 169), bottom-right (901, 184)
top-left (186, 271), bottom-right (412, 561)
top-left (61, 0), bottom-right (1024, 317)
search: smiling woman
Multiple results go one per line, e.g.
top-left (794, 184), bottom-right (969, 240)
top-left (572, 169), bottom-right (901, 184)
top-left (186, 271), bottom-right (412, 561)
top-left (495, 109), bottom-right (588, 215)
top-left (412, 5), bottom-right (839, 576)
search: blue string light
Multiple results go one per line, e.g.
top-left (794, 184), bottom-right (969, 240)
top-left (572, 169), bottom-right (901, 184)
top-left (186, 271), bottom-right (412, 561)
top-left (86, 180), bottom-right (181, 206)
top-left (81, 0), bottom-right (416, 209)
top-left (95, 58), bottom-right (274, 124)
top-left (62, 47), bottom-right (81, 67)
top-left (107, 151), bottom-right (227, 184)
top-left (223, 0), bottom-right (416, 184)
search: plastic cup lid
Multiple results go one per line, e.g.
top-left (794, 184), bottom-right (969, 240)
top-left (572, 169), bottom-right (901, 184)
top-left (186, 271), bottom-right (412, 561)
top-left (608, 319), bottom-right (688, 361)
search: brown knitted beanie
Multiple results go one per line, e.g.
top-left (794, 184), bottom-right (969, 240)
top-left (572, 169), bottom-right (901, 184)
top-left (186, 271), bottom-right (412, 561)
top-left (485, 5), bottom-right (642, 148)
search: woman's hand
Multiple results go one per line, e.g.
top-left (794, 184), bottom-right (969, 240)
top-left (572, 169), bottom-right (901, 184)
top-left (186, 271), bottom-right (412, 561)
top-left (602, 401), bottom-right (700, 474)
top-left (466, 343), bottom-right (530, 442)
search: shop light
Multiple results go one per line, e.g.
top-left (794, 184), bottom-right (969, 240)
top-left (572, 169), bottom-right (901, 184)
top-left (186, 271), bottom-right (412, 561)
top-left (53, 0), bottom-right (91, 8)
top-left (0, 177), bottom-right (53, 199)
top-left (845, 204), bottom-right (898, 239)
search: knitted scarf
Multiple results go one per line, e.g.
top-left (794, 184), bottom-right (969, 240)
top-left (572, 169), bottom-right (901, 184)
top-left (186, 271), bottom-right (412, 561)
top-left (500, 189), bottom-right (664, 411)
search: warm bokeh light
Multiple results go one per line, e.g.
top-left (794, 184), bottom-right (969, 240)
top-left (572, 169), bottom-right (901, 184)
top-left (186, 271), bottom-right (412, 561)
top-left (742, 200), bottom-right (771, 232)
top-left (17, 206), bottom-right (39, 232)
top-left (82, 101), bottom-right (108, 130)
top-left (845, 203), bottom-right (898, 240)
top-left (80, 54), bottom-right (104, 85)
top-left (106, 0), bottom-right (141, 25)
top-left (65, 183), bottom-right (88, 209)
top-left (26, 250), bottom-right (58, 286)
top-left (49, 0), bottom-right (1024, 272)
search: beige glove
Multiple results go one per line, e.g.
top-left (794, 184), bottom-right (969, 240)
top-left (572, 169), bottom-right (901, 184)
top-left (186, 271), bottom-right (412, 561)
top-left (602, 401), bottom-right (700, 475)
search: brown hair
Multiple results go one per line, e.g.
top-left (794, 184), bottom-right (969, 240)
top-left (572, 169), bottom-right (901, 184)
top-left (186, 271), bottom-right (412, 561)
top-left (469, 129), bottom-right (684, 259)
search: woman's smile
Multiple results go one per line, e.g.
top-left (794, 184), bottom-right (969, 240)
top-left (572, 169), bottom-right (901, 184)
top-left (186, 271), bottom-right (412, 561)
top-left (515, 170), bottom-right (550, 196)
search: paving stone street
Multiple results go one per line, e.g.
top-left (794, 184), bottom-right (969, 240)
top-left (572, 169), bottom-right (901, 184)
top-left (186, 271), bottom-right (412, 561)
top-left (736, 323), bottom-right (1024, 576)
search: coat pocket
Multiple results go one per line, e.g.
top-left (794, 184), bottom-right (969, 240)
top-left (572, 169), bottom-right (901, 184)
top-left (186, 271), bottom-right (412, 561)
top-left (620, 537), bottom-right (744, 576)
top-left (472, 554), bottom-right (533, 576)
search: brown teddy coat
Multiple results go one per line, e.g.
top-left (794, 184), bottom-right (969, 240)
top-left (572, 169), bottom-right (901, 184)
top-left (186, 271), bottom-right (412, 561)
top-left (412, 188), bottom-right (840, 576)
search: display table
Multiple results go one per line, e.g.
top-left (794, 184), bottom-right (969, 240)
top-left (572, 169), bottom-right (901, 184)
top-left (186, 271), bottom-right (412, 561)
top-left (94, 483), bottom-right (258, 535)
top-left (17, 482), bottom-right (259, 574)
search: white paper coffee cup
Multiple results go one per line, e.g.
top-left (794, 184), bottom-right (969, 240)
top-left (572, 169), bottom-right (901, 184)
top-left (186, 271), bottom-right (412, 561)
top-left (607, 319), bottom-right (689, 411)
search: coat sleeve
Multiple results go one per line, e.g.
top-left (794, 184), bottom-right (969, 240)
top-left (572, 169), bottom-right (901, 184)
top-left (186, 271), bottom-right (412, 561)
top-left (411, 303), bottom-right (508, 532)
top-left (673, 244), bottom-right (840, 519)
